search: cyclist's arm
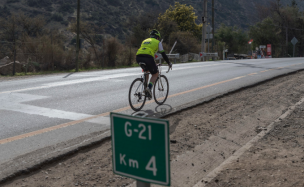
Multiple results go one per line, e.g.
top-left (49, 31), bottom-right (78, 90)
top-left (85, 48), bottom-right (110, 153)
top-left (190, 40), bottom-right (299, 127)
top-left (158, 42), bottom-right (171, 65)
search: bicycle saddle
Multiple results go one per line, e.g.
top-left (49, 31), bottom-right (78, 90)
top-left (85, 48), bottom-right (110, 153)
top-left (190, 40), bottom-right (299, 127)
top-left (139, 62), bottom-right (148, 71)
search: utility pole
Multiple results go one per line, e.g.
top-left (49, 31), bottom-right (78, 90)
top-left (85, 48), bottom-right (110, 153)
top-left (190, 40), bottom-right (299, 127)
top-left (201, 0), bottom-right (208, 59)
top-left (102, 29), bottom-right (105, 68)
top-left (212, 0), bottom-right (215, 53)
top-left (51, 31), bottom-right (54, 70)
top-left (283, 13), bottom-right (288, 56)
top-left (75, 0), bottom-right (80, 72)
top-left (13, 40), bottom-right (16, 76)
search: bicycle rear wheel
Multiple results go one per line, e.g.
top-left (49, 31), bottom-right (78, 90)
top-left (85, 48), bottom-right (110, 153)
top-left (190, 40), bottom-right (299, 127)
top-left (153, 75), bottom-right (169, 105)
top-left (129, 78), bottom-right (146, 111)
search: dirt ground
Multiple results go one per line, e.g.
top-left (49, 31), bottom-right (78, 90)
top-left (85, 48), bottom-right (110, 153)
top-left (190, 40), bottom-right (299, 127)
top-left (204, 102), bottom-right (304, 187)
top-left (2, 70), bottom-right (304, 187)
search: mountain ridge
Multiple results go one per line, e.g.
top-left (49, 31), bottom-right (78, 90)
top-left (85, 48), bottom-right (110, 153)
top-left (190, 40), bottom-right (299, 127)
top-left (0, 0), bottom-right (302, 41)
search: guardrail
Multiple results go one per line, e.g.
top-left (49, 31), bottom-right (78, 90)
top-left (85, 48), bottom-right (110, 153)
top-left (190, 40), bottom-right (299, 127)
top-left (155, 53), bottom-right (180, 64)
top-left (199, 52), bottom-right (219, 61)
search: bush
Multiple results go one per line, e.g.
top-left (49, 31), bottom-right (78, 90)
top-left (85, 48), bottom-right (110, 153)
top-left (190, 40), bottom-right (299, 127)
top-left (105, 37), bottom-right (121, 67)
top-left (59, 4), bottom-right (74, 14)
top-left (168, 31), bottom-right (201, 55)
top-left (145, 0), bottom-right (158, 6)
top-left (0, 6), bottom-right (11, 17)
top-left (105, 0), bottom-right (121, 6)
top-left (51, 13), bottom-right (63, 22)
top-left (27, 0), bottom-right (52, 11)
top-left (6, 0), bottom-right (20, 3)
top-left (118, 46), bottom-right (136, 66)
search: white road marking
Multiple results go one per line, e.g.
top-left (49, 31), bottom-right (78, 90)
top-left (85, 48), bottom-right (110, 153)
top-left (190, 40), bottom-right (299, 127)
top-left (0, 73), bottom-right (140, 94)
top-left (43, 73), bottom-right (139, 87)
top-left (0, 93), bottom-right (108, 123)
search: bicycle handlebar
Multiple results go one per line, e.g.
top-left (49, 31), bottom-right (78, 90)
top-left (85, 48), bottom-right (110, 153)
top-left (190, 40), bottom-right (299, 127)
top-left (157, 64), bottom-right (172, 73)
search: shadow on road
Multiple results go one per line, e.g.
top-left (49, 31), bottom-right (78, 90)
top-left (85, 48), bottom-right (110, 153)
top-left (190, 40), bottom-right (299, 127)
top-left (63, 72), bottom-right (75, 78)
top-left (130, 104), bottom-right (173, 118)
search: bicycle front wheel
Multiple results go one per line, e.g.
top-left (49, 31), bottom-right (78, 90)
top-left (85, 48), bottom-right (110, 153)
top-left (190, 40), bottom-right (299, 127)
top-left (129, 78), bottom-right (146, 111)
top-left (153, 75), bottom-right (169, 105)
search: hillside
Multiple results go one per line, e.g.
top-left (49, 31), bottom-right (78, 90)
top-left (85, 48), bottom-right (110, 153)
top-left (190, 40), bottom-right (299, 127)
top-left (0, 0), bottom-right (303, 42)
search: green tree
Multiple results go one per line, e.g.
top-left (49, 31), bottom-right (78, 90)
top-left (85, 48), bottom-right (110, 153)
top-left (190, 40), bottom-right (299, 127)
top-left (249, 17), bottom-right (281, 56)
top-left (214, 24), bottom-right (249, 54)
top-left (254, 1), bottom-right (304, 57)
top-left (156, 2), bottom-right (202, 40)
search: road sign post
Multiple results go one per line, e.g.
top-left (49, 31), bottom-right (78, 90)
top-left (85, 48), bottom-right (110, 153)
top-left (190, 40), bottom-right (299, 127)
top-left (291, 37), bottom-right (298, 57)
top-left (206, 25), bottom-right (213, 53)
top-left (111, 112), bottom-right (171, 186)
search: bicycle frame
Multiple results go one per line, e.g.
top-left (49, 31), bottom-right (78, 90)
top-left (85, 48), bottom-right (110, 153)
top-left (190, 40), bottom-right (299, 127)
top-left (138, 63), bottom-right (171, 98)
top-left (128, 62), bottom-right (171, 111)
top-left (156, 63), bottom-right (171, 91)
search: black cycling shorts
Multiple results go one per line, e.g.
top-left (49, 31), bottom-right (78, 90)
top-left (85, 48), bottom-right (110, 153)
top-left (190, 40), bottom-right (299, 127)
top-left (136, 55), bottom-right (159, 75)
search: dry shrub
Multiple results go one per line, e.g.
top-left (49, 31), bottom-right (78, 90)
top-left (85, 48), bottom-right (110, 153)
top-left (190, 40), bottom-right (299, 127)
top-left (63, 47), bottom-right (77, 70)
top-left (22, 35), bottom-right (66, 70)
top-left (118, 46), bottom-right (137, 66)
top-left (82, 48), bottom-right (96, 69)
top-left (105, 37), bottom-right (121, 67)
top-left (169, 31), bottom-right (201, 54)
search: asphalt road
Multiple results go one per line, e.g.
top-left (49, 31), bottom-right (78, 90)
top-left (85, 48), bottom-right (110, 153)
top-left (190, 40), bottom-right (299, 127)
top-left (1, 58), bottom-right (304, 180)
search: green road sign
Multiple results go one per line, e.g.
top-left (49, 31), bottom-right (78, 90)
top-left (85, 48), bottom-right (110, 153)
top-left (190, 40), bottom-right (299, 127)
top-left (110, 112), bottom-right (170, 186)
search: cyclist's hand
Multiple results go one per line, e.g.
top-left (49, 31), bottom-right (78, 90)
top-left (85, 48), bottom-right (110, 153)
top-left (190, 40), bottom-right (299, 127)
top-left (168, 62), bottom-right (173, 70)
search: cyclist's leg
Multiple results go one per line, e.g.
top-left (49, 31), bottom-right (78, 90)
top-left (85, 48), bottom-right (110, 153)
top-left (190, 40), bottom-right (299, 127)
top-left (136, 55), bottom-right (159, 93)
top-left (145, 72), bottom-right (149, 88)
top-left (146, 60), bottom-right (159, 88)
top-left (145, 60), bottom-right (158, 98)
top-left (149, 72), bottom-right (159, 85)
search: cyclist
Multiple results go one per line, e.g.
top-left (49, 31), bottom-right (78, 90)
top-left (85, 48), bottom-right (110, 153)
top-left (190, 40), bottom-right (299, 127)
top-left (136, 29), bottom-right (172, 99)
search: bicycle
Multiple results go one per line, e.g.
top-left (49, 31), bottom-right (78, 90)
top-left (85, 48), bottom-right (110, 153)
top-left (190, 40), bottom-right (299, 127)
top-left (128, 62), bottom-right (171, 111)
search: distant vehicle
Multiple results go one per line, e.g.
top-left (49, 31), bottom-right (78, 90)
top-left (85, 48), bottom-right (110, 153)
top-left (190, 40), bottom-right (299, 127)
top-left (234, 53), bottom-right (248, 59)
top-left (227, 53), bottom-right (248, 60)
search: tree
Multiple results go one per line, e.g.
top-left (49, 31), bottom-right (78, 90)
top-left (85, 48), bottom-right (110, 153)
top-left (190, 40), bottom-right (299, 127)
top-left (168, 31), bottom-right (201, 55)
top-left (253, 0), bottom-right (304, 57)
top-left (69, 21), bottom-right (103, 67)
top-left (0, 14), bottom-right (22, 75)
top-left (156, 2), bottom-right (202, 40)
top-left (214, 24), bottom-right (249, 54)
top-left (249, 17), bottom-right (281, 56)
top-left (291, 0), bottom-right (297, 7)
top-left (128, 10), bottom-right (160, 47)
top-left (155, 17), bottom-right (178, 45)
top-left (17, 13), bottom-right (45, 37)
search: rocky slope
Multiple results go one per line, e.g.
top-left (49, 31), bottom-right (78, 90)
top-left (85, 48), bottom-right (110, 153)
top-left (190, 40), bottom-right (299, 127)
top-left (0, 0), bottom-right (303, 41)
